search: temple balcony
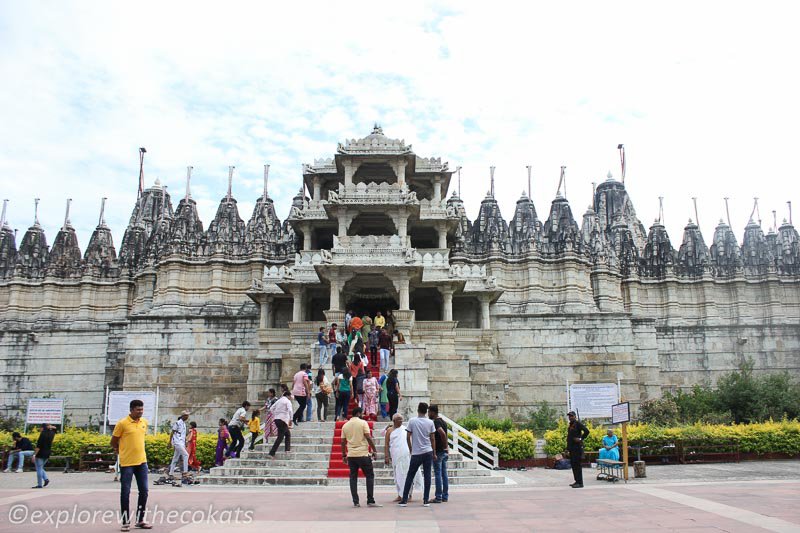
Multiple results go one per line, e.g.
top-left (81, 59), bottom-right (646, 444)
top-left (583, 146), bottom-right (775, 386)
top-left (326, 181), bottom-right (420, 207)
top-left (419, 198), bottom-right (462, 221)
top-left (286, 199), bottom-right (329, 222)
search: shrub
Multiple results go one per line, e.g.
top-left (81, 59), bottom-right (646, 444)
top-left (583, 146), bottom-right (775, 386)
top-left (473, 428), bottom-right (536, 460)
top-left (457, 410), bottom-right (515, 432)
top-left (638, 396), bottom-right (679, 426)
top-left (523, 401), bottom-right (560, 433)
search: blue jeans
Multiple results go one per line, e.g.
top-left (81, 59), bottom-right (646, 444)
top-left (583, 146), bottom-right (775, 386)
top-left (336, 391), bottom-right (350, 419)
top-left (433, 451), bottom-right (449, 501)
top-left (318, 344), bottom-right (328, 366)
top-left (35, 457), bottom-right (49, 487)
top-left (401, 451), bottom-right (433, 503)
top-left (6, 450), bottom-right (33, 470)
top-left (305, 395), bottom-right (313, 421)
top-left (120, 462), bottom-right (148, 525)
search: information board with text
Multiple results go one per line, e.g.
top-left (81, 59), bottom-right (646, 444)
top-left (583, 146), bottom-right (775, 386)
top-left (569, 383), bottom-right (619, 419)
top-left (26, 398), bottom-right (64, 425)
top-left (106, 391), bottom-right (156, 425)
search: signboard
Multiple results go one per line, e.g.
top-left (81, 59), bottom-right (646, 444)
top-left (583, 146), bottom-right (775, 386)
top-left (107, 391), bottom-right (156, 425)
top-left (569, 383), bottom-right (619, 419)
top-left (612, 401), bottom-right (631, 424)
top-left (26, 398), bottom-right (64, 425)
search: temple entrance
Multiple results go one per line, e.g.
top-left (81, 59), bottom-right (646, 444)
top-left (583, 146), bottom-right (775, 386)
top-left (342, 274), bottom-right (398, 317)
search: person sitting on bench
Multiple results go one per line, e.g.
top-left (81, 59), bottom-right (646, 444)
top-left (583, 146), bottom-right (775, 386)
top-left (598, 429), bottom-right (620, 462)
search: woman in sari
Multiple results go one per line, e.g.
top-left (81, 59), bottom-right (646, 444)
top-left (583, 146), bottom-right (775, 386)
top-left (363, 370), bottom-right (379, 421)
top-left (598, 428), bottom-right (620, 461)
top-left (215, 418), bottom-right (230, 466)
top-left (261, 388), bottom-right (278, 446)
top-left (186, 421), bottom-right (202, 471)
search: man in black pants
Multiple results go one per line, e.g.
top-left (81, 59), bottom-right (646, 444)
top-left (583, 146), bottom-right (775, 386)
top-left (341, 407), bottom-right (381, 508)
top-left (227, 401), bottom-right (250, 458)
top-left (566, 411), bottom-right (590, 488)
top-left (269, 391), bottom-right (293, 459)
top-left (292, 363), bottom-right (310, 424)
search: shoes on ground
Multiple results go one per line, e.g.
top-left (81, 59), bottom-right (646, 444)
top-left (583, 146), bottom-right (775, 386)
top-left (571, 483), bottom-right (584, 488)
top-left (44, 479), bottom-right (50, 487)
top-left (431, 499), bottom-right (442, 503)
top-left (423, 501), bottom-right (431, 507)
top-left (367, 502), bottom-right (383, 508)
top-left (353, 502), bottom-right (360, 507)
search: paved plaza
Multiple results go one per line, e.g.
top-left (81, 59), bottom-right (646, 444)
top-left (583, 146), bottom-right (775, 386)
top-left (1, 462), bottom-right (799, 532)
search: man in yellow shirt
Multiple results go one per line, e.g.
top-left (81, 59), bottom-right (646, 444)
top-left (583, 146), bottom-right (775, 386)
top-left (341, 407), bottom-right (381, 508)
top-left (374, 311), bottom-right (386, 329)
top-left (111, 399), bottom-right (151, 531)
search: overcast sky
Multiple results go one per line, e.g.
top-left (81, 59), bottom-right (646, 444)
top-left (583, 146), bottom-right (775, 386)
top-left (1, 1), bottom-right (798, 251)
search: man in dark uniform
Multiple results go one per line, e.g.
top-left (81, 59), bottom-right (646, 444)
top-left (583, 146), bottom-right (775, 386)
top-left (566, 411), bottom-right (590, 488)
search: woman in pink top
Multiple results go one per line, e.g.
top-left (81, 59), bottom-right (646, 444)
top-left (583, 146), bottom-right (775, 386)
top-left (363, 370), bottom-right (380, 421)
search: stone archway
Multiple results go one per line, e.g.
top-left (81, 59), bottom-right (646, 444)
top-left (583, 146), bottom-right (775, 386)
top-left (342, 273), bottom-right (398, 317)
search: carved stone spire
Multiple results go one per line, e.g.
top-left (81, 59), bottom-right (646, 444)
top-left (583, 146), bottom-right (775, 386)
top-left (83, 198), bottom-right (118, 278)
top-left (709, 219), bottom-right (743, 278)
top-left (640, 220), bottom-right (674, 279)
top-left (775, 219), bottom-right (800, 275)
top-left (540, 193), bottom-right (580, 255)
top-left (581, 205), bottom-right (609, 264)
top-left (47, 198), bottom-right (82, 278)
top-left (245, 177), bottom-right (285, 259)
top-left (145, 185), bottom-right (173, 264)
top-left (206, 171), bottom-right (246, 256)
top-left (0, 199), bottom-right (16, 278)
top-left (465, 192), bottom-right (510, 255)
top-left (594, 174), bottom-right (647, 252)
top-left (120, 180), bottom-right (172, 271)
top-left (15, 200), bottom-right (49, 279)
top-left (675, 219), bottom-right (710, 278)
top-left (742, 218), bottom-right (773, 276)
top-left (168, 189), bottom-right (205, 258)
top-left (509, 191), bottom-right (540, 254)
top-left (446, 191), bottom-right (471, 253)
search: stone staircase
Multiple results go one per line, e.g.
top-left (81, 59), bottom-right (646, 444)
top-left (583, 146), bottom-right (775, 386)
top-left (202, 421), bottom-right (506, 486)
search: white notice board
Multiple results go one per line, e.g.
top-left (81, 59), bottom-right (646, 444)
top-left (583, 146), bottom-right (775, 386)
top-left (569, 383), bottom-right (619, 419)
top-left (107, 391), bottom-right (156, 425)
top-left (612, 401), bottom-right (631, 424)
top-left (26, 398), bottom-right (64, 425)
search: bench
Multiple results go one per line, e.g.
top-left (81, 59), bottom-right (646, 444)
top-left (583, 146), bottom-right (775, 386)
top-left (596, 459), bottom-right (625, 483)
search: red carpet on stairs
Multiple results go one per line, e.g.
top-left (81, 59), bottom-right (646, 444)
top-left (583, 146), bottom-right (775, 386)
top-left (327, 393), bottom-right (375, 478)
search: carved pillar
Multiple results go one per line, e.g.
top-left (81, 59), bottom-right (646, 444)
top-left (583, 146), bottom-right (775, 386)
top-left (437, 222), bottom-right (447, 249)
top-left (441, 286), bottom-right (453, 321)
top-left (337, 207), bottom-right (350, 237)
top-left (312, 176), bottom-right (321, 202)
top-left (259, 297), bottom-right (272, 329)
top-left (300, 222), bottom-right (312, 250)
top-left (291, 286), bottom-right (304, 322)
top-left (392, 274), bottom-right (410, 310)
top-left (329, 278), bottom-right (340, 310)
top-left (433, 175), bottom-right (442, 202)
top-left (480, 294), bottom-right (491, 329)
top-left (396, 207), bottom-right (409, 238)
top-left (397, 160), bottom-right (407, 187)
top-left (344, 159), bottom-right (354, 187)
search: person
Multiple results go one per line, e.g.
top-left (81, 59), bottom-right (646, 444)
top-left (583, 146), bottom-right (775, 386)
top-left (261, 389), bottom-right (279, 446)
top-left (378, 327), bottom-right (392, 372)
top-left (385, 414), bottom-right (422, 502)
top-left (341, 407), bottom-right (381, 508)
top-left (268, 390), bottom-right (293, 459)
top-left (598, 428), bottom-right (620, 461)
top-left (399, 402), bottom-right (436, 507)
top-left (305, 365), bottom-right (314, 422)
top-left (168, 410), bottom-right (191, 483)
top-left (348, 316), bottom-right (364, 357)
top-left (361, 313), bottom-right (372, 342)
top-left (428, 404), bottom-right (449, 503)
top-left (335, 369), bottom-right (352, 420)
top-left (345, 310), bottom-right (353, 333)
top-left (332, 346), bottom-right (348, 376)
top-left (317, 327), bottom-right (329, 366)
top-left (4, 432), bottom-right (34, 473)
top-left (386, 369), bottom-right (401, 418)
top-left (215, 419), bottom-right (230, 466)
top-left (354, 366), bottom-right (367, 409)
top-left (111, 399), bottom-right (152, 531)
top-left (349, 352), bottom-right (365, 379)
top-left (379, 372), bottom-right (389, 419)
top-left (227, 401), bottom-right (250, 458)
top-left (292, 363), bottom-right (311, 424)
top-left (32, 423), bottom-right (56, 488)
top-left (328, 323), bottom-right (339, 360)
top-left (186, 421), bottom-right (201, 472)
top-left (368, 328), bottom-right (380, 369)
top-left (248, 410), bottom-right (261, 451)
top-left (363, 370), bottom-right (379, 421)
top-left (374, 310), bottom-right (386, 330)
top-left (566, 411), bottom-right (590, 488)
top-left (335, 325), bottom-right (348, 355)
top-left (314, 369), bottom-right (331, 422)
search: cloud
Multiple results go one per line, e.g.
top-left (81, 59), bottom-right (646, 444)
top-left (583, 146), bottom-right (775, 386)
top-left (0, 1), bottom-right (798, 252)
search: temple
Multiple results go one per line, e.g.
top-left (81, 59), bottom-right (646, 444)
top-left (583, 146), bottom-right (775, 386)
top-left (1, 126), bottom-right (799, 426)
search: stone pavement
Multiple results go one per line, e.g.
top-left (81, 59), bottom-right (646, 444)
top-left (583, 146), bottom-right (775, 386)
top-left (1, 462), bottom-right (799, 532)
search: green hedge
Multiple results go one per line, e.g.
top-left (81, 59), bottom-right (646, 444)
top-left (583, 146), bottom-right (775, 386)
top-left (543, 418), bottom-right (800, 457)
top-left (472, 428), bottom-right (536, 460)
top-left (0, 429), bottom-right (220, 468)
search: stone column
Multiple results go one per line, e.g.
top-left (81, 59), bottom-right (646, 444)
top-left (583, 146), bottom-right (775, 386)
top-left (441, 287), bottom-right (453, 321)
top-left (437, 222), bottom-right (447, 249)
top-left (301, 223), bottom-right (312, 250)
top-left (396, 208), bottom-right (409, 238)
top-left (396, 160), bottom-right (407, 187)
top-left (312, 176), bottom-right (321, 202)
top-left (480, 295), bottom-right (491, 329)
top-left (393, 274), bottom-right (410, 310)
top-left (291, 287), bottom-right (304, 322)
top-left (344, 159), bottom-right (354, 186)
top-left (329, 278), bottom-right (340, 311)
top-left (433, 175), bottom-right (442, 202)
top-left (337, 207), bottom-right (349, 237)
top-left (259, 297), bottom-right (272, 329)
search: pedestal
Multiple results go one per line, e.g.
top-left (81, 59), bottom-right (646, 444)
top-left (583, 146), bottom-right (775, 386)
top-left (634, 460), bottom-right (647, 478)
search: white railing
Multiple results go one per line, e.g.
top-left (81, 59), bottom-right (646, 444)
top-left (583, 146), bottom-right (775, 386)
top-left (440, 414), bottom-right (499, 470)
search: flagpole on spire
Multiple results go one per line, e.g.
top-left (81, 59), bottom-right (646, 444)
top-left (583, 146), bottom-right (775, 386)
top-left (557, 166), bottom-right (567, 198)
top-left (724, 197), bottom-right (732, 228)
top-left (658, 196), bottom-right (664, 225)
top-left (227, 166), bottom-right (235, 201)
top-left (617, 144), bottom-right (626, 184)
top-left (263, 164), bottom-right (270, 200)
top-left (692, 197), bottom-right (699, 226)
top-left (455, 166), bottom-right (462, 197)
top-left (489, 166), bottom-right (495, 197)
top-left (138, 147), bottom-right (147, 198)
top-left (0, 199), bottom-right (7, 228)
top-left (63, 198), bottom-right (72, 229)
top-left (161, 186), bottom-right (168, 221)
top-left (185, 166), bottom-right (193, 201)
top-left (789, 201), bottom-right (793, 225)
top-left (99, 197), bottom-right (107, 226)
top-left (34, 198), bottom-right (40, 225)
top-left (772, 210), bottom-right (777, 232)
top-left (526, 165), bottom-right (532, 198)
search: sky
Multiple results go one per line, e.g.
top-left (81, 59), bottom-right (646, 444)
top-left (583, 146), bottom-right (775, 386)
top-left (1, 1), bottom-right (799, 251)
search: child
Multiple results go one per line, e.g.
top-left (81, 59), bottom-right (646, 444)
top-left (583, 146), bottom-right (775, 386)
top-left (187, 421), bottom-right (201, 471)
top-left (248, 410), bottom-right (261, 451)
top-left (261, 389), bottom-right (278, 445)
top-left (215, 418), bottom-right (230, 466)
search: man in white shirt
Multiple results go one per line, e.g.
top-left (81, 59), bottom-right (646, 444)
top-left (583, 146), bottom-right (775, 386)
top-left (168, 410), bottom-right (190, 482)
top-left (226, 401), bottom-right (250, 458)
top-left (399, 402), bottom-right (437, 507)
top-left (268, 391), bottom-right (293, 458)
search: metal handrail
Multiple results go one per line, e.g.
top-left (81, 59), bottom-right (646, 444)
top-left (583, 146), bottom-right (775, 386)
top-left (439, 414), bottom-right (500, 469)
